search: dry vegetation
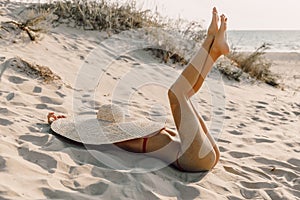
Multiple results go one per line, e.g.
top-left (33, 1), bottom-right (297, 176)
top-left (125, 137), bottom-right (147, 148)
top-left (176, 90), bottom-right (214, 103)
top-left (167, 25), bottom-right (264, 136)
top-left (1, 0), bottom-right (279, 87)
top-left (0, 6), bottom-right (53, 41)
top-left (34, 0), bottom-right (204, 64)
top-left (219, 43), bottom-right (279, 87)
top-left (36, 0), bottom-right (163, 32)
top-left (6, 57), bottom-right (61, 83)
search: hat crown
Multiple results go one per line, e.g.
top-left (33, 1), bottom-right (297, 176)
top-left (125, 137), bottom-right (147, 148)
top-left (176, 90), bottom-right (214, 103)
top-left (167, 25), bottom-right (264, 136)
top-left (97, 104), bottom-right (124, 123)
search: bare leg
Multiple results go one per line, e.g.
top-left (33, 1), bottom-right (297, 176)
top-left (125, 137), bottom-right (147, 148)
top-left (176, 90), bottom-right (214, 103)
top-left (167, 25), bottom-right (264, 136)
top-left (115, 11), bottom-right (229, 171)
top-left (190, 102), bottom-right (220, 168)
top-left (168, 14), bottom-right (229, 171)
top-left (187, 7), bottom-right (219, 97)
top-left (186, 14), bottom-right (228, 168)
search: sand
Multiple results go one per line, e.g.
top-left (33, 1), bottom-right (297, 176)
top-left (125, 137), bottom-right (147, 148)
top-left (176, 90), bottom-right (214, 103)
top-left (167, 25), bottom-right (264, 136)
top-left (0, 2), bottom-right (299, 200)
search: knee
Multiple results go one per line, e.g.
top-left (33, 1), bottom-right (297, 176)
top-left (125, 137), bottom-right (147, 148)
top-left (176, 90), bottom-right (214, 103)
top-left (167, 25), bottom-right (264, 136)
top-left (199, 150), bottom-right (217, 171)
top-left (168, 88), bottom-right (176, 100)
top-left (180, 150), bottom-right (217, 172)
top-left (168, 87), bottom-right (185, 102)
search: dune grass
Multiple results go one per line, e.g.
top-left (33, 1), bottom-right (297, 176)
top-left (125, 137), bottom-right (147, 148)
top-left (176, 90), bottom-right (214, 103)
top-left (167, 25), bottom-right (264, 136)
top-left (1, 0), bottom-right (279, 87)
top-left (36, 0), bottom-right (164, 32)
top-left (217, 43), bottom-right (279, 87)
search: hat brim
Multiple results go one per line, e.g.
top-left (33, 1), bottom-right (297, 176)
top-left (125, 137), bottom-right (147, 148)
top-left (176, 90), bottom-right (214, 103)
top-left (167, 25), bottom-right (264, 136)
top-left (50, 118), bottom-right (165, 145)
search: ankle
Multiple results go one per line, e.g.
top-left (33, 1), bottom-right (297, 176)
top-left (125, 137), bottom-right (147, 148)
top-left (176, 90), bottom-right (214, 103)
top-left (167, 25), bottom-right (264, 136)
top-left (209, 46), bottom-right (221, 61)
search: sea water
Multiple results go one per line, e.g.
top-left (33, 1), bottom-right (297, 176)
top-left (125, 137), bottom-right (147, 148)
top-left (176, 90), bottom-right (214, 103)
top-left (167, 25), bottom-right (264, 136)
top-left (227, 30), bottom-right (300, 53)
top-left (7, 1), bottom-right (300, 53)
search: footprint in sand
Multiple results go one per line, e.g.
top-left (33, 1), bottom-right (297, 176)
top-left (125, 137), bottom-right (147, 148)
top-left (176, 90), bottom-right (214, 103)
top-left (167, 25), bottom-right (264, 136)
top-left (55, 91), bottom-right (66, 98)
top-left (262, 127), bottom-right (272, 131)
top-left (79, 55), bottom-right (85, 60)
top-left (251, 117), bottom-right (265, 123)
top-left (214, 111), bottom-right (224, 115)
top-left (75, 182), bottom-right (109, 196)
top-left (237, 123), bottom-right (247, 128)
top-left (36, 104), bottom-right (49, 110)
top-left (6, 92), bottom-right (14, 101)
top-left (172, 182), bottom-right (200, 199)
top-left (118, 55), bottom-right (135, 62)
top-left (257, 101), bottom-right (269, 105)
top-left (292, 111), bottom-right (300, 116)
top-left (0, 118), bottom-right (13, 126)
top-left (17, 146), bottom-right (57, 173)
top-left (255, 138), bottom-right (275, 144)
top-left (40, 96), bottom-right (63, 105)
top-left (226, 107), bottom-right (236, 112)
top-left (19, 135), bottom-right (50, 146)
top-left (217, 138), bottom-right (231, 144)
top-left (255, 105), bottom-right (266, 109)
top-left (8, 75), bottom-right (28, 84)
top-left (0, 156), bottom-right (6, 171)
top-left (33, 86), bottom-right (42, 93)
top-left (219, 146), bottom-right (228, 152)
top-left (267, 111), bottom-right (283, 117)
top-left (0, 107), bottom-right (9, 114)
top-left (228, 151), bottom-right (253, 159)
top-left (91, 167), bottom-right (131, 184)
top-left (228, 130), bottom-right (243, 136)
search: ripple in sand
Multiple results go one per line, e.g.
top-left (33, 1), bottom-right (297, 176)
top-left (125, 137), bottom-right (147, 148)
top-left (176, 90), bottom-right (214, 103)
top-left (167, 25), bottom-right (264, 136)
top-left (240, 181), bottom-right (278, 189)
top-left (223, 166), bottom-right (251, 180)
top-left (240, 188), bottom-right (260, 199)
top-left (18, 146), bottom-right (57, 173)
top-left (241, 166), bottom-right (272, 180)
top-left (287, 158), bottom-right (300, 167)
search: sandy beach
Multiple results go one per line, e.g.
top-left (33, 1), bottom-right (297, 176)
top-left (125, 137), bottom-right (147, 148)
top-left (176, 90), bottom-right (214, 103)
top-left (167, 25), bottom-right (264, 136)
top-left (0, 1), bottom-right (299, 200)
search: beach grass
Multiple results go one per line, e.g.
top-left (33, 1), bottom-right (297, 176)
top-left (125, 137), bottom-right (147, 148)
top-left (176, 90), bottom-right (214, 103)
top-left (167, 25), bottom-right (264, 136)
top-left (1, 0), bottom-right (279, 86)
top-left (220, 43), bottom-right (279, 87)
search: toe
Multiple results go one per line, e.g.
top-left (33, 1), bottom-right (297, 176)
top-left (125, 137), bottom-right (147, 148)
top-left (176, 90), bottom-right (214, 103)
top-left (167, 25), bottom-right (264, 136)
top-left (213, 7), bottom-right (217, 14)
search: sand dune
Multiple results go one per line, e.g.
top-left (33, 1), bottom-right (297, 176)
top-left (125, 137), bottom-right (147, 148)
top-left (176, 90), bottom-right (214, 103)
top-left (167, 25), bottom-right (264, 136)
top-left (0, 2), bottom-right (299, 200)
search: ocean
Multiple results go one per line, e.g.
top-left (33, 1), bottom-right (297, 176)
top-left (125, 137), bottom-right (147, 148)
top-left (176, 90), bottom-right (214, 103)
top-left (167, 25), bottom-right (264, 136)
top-left (227, 30), bottom-right (300, 53)
top-left (8, 1), bottom-right (300, 53)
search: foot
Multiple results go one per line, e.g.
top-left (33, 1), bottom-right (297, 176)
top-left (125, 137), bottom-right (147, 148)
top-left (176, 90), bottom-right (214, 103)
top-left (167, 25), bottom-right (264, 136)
top-left (47, 112), bottom-right (66, 124)
top-left (207, 7), bottom-right (219, 36)
top-left (210, 14), bottom-right (230, 60)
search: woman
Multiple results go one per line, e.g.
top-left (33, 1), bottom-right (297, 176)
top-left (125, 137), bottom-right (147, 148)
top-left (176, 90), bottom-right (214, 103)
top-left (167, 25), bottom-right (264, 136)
top-left (48, 7), bottom-right (230, 172)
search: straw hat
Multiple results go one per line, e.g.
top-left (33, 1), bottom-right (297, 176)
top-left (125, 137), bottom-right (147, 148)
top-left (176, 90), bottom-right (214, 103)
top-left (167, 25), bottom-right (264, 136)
top-left (50, 104), bottom-right (165, 145)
